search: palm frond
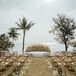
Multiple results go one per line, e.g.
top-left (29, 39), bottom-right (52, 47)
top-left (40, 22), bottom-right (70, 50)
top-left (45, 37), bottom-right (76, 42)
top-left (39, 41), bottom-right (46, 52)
top-left (15, 28), bottom-right (21, 30)
top-left (26, 22), bottom-right (35, 30)
top-left (8, 27), bottom-right (19, 40)
top-left (22, 17), bottom-right (27, 27)
top-left (16, 22), bottom-right (22, 28)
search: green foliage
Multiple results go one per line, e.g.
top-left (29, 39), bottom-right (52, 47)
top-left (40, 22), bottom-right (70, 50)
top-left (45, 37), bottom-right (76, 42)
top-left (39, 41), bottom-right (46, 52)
top-left (0, 33), bottom-right (14, 51)
top-left (16, 17), bottom-right (35, 54)
top-left (50, 14), bottom-right (76, 52)
top-left (8, 27), bottom-right (19, 41)
top-left (16, 17), bottom-right (34, 30)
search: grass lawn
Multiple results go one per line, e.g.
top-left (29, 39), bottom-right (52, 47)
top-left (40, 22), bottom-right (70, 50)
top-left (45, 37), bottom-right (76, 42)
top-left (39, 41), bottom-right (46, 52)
top-left (21, 57), bottom-right (76, 76)
top-left (62, 67), bottom-right (75, 76)
top-left (0, 57), bottom-right (75, 76)
top-left (1, 66), bottom-right (15, 76)
top-left (21, 57), bottom-right (53, 76)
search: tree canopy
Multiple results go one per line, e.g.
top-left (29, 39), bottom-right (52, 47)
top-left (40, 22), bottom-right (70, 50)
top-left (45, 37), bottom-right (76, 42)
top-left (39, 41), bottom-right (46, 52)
top-left (50, 14), bottom-right (76, 52)
top-left (0, 33), bottom-right (14, 51)
top-left (8, 27), bottom-right (19, 41)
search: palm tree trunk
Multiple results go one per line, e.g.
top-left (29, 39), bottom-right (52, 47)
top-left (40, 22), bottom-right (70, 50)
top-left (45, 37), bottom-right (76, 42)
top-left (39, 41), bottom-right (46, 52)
top-left (22, 30), bottom-right (25, 55)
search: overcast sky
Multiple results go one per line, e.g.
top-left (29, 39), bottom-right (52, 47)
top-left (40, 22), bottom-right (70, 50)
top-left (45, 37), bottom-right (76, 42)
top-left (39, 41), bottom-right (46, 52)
top-left (0, 0), bottom-right (76, 53)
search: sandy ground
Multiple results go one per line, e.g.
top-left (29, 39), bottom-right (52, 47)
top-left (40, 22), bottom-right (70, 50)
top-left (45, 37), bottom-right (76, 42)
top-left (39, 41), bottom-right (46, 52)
top-left (21, 57), bottom-right (75, 76)
top-left (21, 57), bottom-right (53, 76)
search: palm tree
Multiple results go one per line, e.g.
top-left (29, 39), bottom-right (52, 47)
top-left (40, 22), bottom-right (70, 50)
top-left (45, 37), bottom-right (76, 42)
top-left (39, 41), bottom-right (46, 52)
top-left (8, 28), bottom-right (19, 50)
top-left (16, 17), bottom-right (34, 54)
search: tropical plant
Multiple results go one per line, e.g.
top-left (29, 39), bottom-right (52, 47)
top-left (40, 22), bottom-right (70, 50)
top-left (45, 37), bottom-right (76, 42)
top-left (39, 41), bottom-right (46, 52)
top-left (49, 14), bottom-right (76, 52)
top-left (0, 33), bottom-right (14, 51)
top-left (8, 27), bottom-right (19, 43)
top-left (8, 28), bottom-right (19, 51)
top-left (16, 17), bottom-right (35, 54)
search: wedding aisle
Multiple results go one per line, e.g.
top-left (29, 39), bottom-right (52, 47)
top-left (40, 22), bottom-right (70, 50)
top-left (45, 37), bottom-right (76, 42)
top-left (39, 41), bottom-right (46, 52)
top-left (21, 57), bottom-right (53, 76)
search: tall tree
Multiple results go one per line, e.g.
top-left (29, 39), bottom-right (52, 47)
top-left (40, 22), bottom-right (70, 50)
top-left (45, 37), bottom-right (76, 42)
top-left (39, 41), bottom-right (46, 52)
top-left (0, 33), bottom-right (14, 51)
top-left (8, 28), bottom-right (19, 43)
top-left (16, 17), bottom-right (34, 54)
top-left (49, 14), bottom-right (76, 52)
top-left (8, 28), bottom-right (19, 51)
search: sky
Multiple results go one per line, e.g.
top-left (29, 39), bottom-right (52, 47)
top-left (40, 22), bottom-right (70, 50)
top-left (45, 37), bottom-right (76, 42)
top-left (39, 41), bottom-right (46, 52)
top-left (0, 0), bottom-right (76, 53)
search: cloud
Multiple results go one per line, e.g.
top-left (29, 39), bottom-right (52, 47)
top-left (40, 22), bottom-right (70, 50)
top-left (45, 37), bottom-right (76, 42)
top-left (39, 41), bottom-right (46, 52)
top-left (67, 8), bottom-right (76, 19)
top-left (0, 0), bottom-right (76, 52)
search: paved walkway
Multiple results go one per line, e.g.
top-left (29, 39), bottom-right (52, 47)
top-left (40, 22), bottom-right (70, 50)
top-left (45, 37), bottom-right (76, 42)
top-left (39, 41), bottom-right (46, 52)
top-left (21, 57), bottom-right (53, 76)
